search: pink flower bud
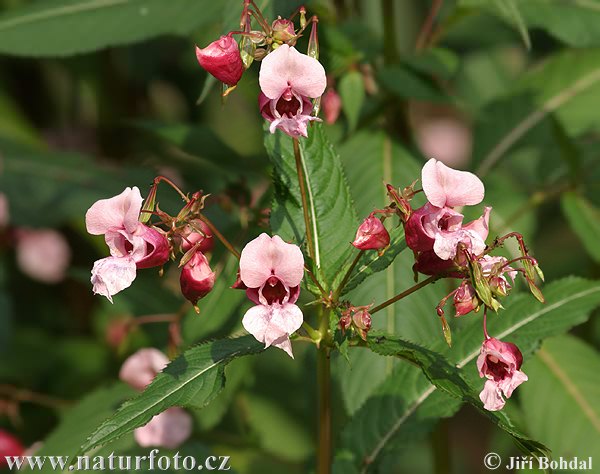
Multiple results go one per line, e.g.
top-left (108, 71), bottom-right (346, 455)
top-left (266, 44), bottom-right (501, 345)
top-left (135, 226), bottom-right (170, 269)
top-left (352, 308), bottom-right (372, 341)
top-left (352, 216), bottom-right (390, 250)
top-left (477, 337), bottom-right (528, 411)
top-left (15, 229), bottom-right (71, 284)
top-left (178, 220), bottom-right (214, 253)
top-left (338, 312), bottom-right (352, 333)
top-left (271, 18), bottom-right (296, 42)
top-left (134, 407), bottom-right (192, 449)
top-left (180, 251), bottom-right (215, 305)
top-left (195, 35), bottom-right (244, 86)
top-left (322, 88), bottom-right (342, 124)
top-left (0, 430), bottom-right (24, 466)
top-left (453, 280), bottom-right (480, 316)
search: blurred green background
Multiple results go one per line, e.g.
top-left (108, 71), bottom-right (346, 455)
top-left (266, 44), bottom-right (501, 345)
top-left (0, 0), bottom-right (599, 473)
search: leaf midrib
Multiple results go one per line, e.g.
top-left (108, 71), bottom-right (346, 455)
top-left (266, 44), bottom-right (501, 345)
top-left (363, 285), bottom-right (600, 470)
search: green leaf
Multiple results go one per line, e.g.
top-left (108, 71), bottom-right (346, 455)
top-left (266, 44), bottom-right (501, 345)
top-left (521, 335), bottom-right (600, 460)
top-left (491, 0), bottom-right (531, 50)
top-left (336, 277), bottom-right (600, 472)
top-left (34, 384), bottom-right (136, 473)
top-left (81, 335), bottom-right (263, 453)
top-left (339, 71), bottom-right (365, 131)
top-left (0, 0), bottom-right (222, 57)
top-left (378, 66), bottom-right (449, 102)
top-left (265, 124), bottom-right (358, 289)
top-left (561, 192), bottom-right (600, 263)
top-left (367, 334), bottom-right (548, 457)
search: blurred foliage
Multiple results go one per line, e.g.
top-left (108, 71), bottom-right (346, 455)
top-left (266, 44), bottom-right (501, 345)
top-left (0, 0), bottom-right (599, 473)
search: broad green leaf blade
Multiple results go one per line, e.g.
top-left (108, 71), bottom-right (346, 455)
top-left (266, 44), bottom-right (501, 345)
top-left (367, 334), bottom-right (549, 457)
top-left (339, 71), bottom-right (365, 131)
top-left (0, 0), bottom-right (221, 57)
top-left (32, 384), bottom-right (136, 473)
top-left (81, 335), bottom-right (263, 453)
top-left (561, 192), bottom-right (600, 263)
top-left (265, 124), bottom-right (358, 289)
top-left (521, 335), bottom-right (600, 460)
top-left (492, 0), bottom-right (531, 50)
top-left (336, 277), bottom-right (600, 472)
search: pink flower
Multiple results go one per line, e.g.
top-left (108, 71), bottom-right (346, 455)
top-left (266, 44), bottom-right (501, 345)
top-left (477, 337), bottom-right (528, 411)
top-left (239, 233), bottom-right (304, 358)
top-left (352, 216), bottom-right (390, 250)
top-left (180, 251), bottom-right (216, 305)
top-left (0, 430), bottom-right (24, 466)
top-left (134, 407), bottom-right (192, 449)
top-left (480, 255), bottom-right (517, 297)
top-left (85, 187), bottom-right (170, 302)
top-left (195, 35), bottom-right (244, 86)
top-left (119, 348), bottom-right (169, 391)
top-left (258, 44), bottom-right (326, 138)
top-left (15, 229), bottom-right (71, 283)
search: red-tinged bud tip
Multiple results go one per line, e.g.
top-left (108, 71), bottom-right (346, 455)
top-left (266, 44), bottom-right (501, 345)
top-left (352, 216), bottom-right (390, 250)
top-left (180, 252), bottom-right (215, 305)
top-left (196, 35), bottom-right (244, 86)
top-left (0, 430), bottom-right (24, 466)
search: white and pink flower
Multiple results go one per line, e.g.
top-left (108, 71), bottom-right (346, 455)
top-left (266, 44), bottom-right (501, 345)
top-left (258, 45), bottom-right (326, 138)
top-left (477, 337), bottom-right (528, 411)
top-left (239, 233), bottom-right (304, 358)
top-left (85, 187), bottom-right (170, 302)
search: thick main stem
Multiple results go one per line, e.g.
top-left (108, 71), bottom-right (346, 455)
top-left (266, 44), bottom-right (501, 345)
top-left (317, 344), bottom-right (331, 474)
top-left (293, 138), bottom-right (317, 263)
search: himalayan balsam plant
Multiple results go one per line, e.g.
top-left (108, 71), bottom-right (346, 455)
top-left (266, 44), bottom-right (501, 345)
top-left (81, 2), bottom-right (552, 472)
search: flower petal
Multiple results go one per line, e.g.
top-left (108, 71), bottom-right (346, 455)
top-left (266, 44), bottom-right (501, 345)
top-left (259, 45), bottom-right (326, 100)
top-left (479, 379), bottom-right (505, 411)
top-left (119, 348), bottom-right (169, 391)
top-left (422, 159), bottom-right (484, 208)
top-left (134, 407), bottom-right (192, 449)
top-left (85, 187), bottom-right (143, 235)
top-left (90, 256), bottom-right (137, 303)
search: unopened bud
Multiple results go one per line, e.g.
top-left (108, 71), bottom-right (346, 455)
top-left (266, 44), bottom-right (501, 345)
top-left (176, 220), bottom-right (214, 254)
top-left (196, 35), bottom-right (244, 86)
top-left (352, 216), bottom-right (390, 250)
top-left (453, 280), bottom-right (480, 316)
top-left (272, 18), bottom-right (296, 42)
top-left (352, 308), bottom-right (372, 341)
top-left (180, 252), bottom-right (215, 306)
top-left (322, 88), bottom-right (342, 124)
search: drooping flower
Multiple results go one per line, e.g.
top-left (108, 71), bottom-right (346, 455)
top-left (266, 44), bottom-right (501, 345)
top-left (258, 44), bottom-right (326, 138)
top-left (352, 216), bottom-right (390, 250)
top-left (119, 348), bottom-right (169, 391)
top-left (239, 233), bottom-right (304, 358)
top-left (477, 337), bottom-right (528, 411)
top-left (119, 348), bottom-right (192, 449)
top-left (180, 251), bottom-right (216, 305)
top-left (85, 187), bottom-right (170, 302)
top-left (134, 407), bottom-right (193, 449)
top-left (15, 229), bottom-right (71, 284)
top-left (195, 35), bottom-right (244, 86)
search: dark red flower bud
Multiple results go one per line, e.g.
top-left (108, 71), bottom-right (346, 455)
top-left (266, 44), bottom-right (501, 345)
top-left (179, 220), bottom-right (214, 254)
top-left (0, 430), bottom-right (24, 466)
top-left (180, 252), bottom-right (215, 305)
top-left (453, 280), bottom-right (480, 316)
top-left (352, 308), bottom-right (372, 341)
top-left (352, 216), bottom-right (390, 250)
top-left (196, 35), bottom-right (244, 86)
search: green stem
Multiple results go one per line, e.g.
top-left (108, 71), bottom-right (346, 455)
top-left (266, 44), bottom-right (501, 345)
top-left (370, 275), bottom-right (439, 314)
top-left (293, 138), bottom-right (317, 263)
top-left (333, 250), bottom-right (364, 300)
top-left (317, 343), bottom-right (331, 474)
top-left (196, 214), bottom-right (241, 259)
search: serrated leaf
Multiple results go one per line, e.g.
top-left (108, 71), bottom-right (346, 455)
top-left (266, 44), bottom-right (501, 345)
top-left (521, 335), bottom-right (600, 460)
top-left (265, 124), bottom-right (358, 289)
top-left (339, 71), bottom-right (365, 131)
top-left (336, 277), bottom-right (600, 472)
top-left (81, 335), bottom-right (263, 454)
top-left (367, 333), bottom-right (549, 457)
top-left (561, 192), bottom-right (600, 264)
top-left (0, 0), bottom-right (221, 57)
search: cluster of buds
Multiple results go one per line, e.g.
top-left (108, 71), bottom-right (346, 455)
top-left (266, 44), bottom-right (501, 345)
top-left (195, 1), bottom-right (326, 138)
top-left (346, 158), bottom-right (544, 411)
top-left (339, 304), bottom-right (372, 341)
top-left (85, 178), bottom-right (216, 312)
